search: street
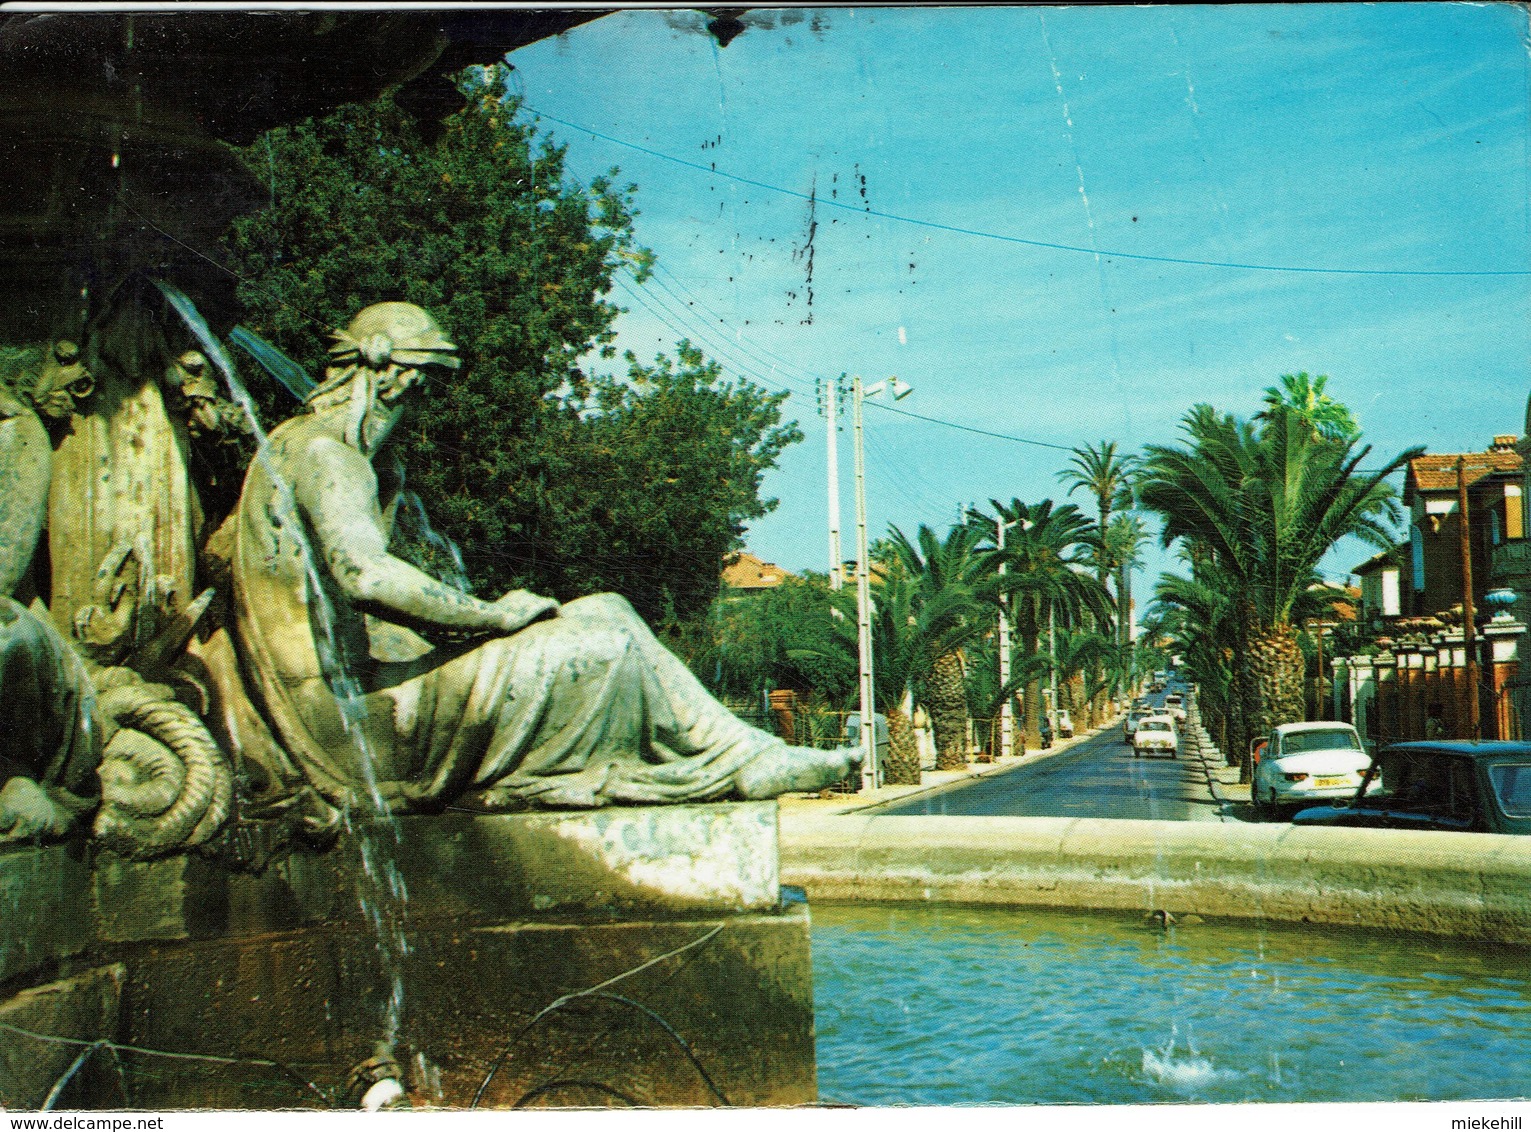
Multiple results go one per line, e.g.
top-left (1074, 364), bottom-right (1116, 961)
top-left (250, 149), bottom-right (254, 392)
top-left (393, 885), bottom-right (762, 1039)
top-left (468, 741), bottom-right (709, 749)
top-left (873, 689), bottom-right (1229, 821)
top-left (873, 724), bottom-right (1221, 820)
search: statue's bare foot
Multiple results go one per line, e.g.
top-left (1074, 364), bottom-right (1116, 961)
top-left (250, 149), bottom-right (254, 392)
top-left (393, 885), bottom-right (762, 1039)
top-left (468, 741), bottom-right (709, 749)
top-left (734, 744), bottom-right (862, 799)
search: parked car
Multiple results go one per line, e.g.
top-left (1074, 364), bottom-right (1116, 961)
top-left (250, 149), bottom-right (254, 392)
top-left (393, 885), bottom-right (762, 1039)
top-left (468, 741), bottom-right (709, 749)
top-left (1163, 693), bottom-right (1186, 722)
top-left (1132, 715), bottom-right (1177, 758)
top-left (1293, 741), bottom-right (1531, 835)
top-left (1124, 707), bottom-right (1155, 744)
top-left (1056, 710), bottom-right (1074, 739)
top-left (1251, 721), bottom-right (1369, 816)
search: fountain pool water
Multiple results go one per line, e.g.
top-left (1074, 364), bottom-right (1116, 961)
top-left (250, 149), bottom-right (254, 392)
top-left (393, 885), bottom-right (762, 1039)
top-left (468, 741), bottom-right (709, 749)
top-left (811, 902), bottom-right (1531, 1106)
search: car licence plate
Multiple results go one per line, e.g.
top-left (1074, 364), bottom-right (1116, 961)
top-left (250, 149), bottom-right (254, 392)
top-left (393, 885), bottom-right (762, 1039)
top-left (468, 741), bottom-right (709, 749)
top-left (1313, 776), bottom-right (1349, 789)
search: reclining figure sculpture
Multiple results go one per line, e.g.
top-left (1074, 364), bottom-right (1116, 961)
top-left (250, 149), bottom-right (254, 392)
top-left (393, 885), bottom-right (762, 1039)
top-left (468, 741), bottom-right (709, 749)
top-left (0, 299), bottom-right (858, 850)
top-left (222, 303), bottom-right (859, 814)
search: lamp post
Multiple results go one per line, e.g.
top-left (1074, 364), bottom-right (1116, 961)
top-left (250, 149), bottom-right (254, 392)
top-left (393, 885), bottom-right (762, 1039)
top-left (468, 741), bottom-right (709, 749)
top-left (852, 373), bottom-right (912, 791)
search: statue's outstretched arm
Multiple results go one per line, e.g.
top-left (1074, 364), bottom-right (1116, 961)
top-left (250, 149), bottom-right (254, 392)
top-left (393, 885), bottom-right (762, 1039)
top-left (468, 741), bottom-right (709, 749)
top-left (294, 438), bottom-right (555, 638)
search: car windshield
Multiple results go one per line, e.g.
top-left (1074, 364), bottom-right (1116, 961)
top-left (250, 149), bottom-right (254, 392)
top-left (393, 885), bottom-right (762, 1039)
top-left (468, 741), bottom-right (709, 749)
top-left (1281, 728), bottom-right (1361, 755)
top-left (1140, 720), bottom-right (1171, 732)
top-left (1489, 763), bottom-right (1531, 817)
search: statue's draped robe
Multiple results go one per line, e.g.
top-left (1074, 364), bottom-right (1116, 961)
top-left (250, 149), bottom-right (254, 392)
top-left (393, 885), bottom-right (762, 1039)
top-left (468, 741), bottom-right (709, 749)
top-left (229, 421), bottom-right (788, 810)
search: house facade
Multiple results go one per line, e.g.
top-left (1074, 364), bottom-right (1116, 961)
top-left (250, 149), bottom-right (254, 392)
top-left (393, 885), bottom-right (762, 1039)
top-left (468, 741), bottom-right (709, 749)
top-left (1331, 436), bottom-right (1529, 745)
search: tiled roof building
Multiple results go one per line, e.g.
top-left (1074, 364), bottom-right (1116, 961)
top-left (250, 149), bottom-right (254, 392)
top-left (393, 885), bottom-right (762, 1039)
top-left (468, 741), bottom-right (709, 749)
top-left (721, 552), bottom-right (793, 592)
top-left (1402, 435), bottom-right (1524, 617)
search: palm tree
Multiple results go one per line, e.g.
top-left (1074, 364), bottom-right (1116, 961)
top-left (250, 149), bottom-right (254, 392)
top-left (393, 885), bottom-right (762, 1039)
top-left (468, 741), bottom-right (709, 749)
top-left (885, 522), bottom-right (990, 771)
top-left (1138, 400), bottom-right (1418, 777)
top-left (1059, 441), bottom-right (1138, 563)
top-left (1052, 626), bottom-right (1113, 729)
top-left (853, 571), bottom-right (925, 785)
top-left (1060, 442), bottom-right (1140, 721)
top-left (1100, 513), bottom-right (1149, 695)
top-left (809, 527), bottom-right (988, 785)
top-left (978, 499), bottom-right (1112, 750)
top-left (1150, 560), bottom-right (1237, 757)
top-left (1258, 372), bottom-right (1359, 442)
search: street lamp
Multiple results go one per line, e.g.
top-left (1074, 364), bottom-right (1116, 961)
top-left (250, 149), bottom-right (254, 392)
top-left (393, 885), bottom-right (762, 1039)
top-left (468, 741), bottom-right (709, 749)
top-left (853, 373), bottom-right (912, 791)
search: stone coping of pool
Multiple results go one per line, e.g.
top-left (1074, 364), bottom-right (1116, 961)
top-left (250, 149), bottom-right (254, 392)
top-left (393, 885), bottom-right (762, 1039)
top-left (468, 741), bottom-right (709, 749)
top-left (777, 811), bottom-right (1531, 944)
top-left (0, 802), bottom-right (781, 987)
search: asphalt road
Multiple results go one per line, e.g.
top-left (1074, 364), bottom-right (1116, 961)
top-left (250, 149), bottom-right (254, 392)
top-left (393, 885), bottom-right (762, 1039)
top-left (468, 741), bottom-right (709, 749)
top-left (874, 694), bottom-right (1224, 821)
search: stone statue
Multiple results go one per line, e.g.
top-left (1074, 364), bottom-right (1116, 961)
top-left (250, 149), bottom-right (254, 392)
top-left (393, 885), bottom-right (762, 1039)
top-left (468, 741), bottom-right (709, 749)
top-left (0, 320), bottom-right (233, 853)
top-left (224, 302), bottom-right (858, 812)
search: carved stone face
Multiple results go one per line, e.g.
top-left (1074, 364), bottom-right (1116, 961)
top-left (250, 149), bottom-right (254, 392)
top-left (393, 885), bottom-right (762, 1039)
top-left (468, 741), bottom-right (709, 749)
top-left (29, 340), bottom-right (94, 421)
top-left (167, 348), bottom-right (222, 436)
top-left (360, 364), bottom-right (425, 453)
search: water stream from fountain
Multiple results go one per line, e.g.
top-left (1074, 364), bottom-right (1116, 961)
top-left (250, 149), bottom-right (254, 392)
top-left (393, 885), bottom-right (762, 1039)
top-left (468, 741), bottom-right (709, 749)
top-left (154, 282), bottom-right (411, 1047)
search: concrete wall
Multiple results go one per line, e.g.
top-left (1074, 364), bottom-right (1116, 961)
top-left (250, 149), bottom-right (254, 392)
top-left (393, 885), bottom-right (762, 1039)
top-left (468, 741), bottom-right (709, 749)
top-left (780, 812), bottom-right (1531, 944)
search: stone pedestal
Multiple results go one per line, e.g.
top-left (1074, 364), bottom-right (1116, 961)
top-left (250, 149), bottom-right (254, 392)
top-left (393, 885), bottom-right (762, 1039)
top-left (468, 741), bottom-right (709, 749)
top-left (0, 803), bottom-right (816, 1109)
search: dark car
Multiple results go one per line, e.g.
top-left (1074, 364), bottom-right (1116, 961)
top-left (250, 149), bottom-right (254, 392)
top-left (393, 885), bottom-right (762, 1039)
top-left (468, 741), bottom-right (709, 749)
top-left (1292, 741), bottom-right (1531, 835)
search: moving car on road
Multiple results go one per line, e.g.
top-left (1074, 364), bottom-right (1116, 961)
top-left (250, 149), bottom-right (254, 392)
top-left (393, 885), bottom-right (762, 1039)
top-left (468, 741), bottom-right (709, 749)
top-left (1293, 741), bottom-right (1531, 835)
top-left (1163, 693), bottom-right (1186, 722)
top-left (1251, 721), bottom-right (1369, 816)
top-left (1132, 715), bottom-right (1177, 758)
top-left (1124, 707), bottom-right (1155, 744)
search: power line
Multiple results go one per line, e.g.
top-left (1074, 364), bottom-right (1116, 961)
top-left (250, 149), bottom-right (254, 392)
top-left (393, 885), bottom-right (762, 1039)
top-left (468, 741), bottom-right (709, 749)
top-left (525, 106), bottom-right (1531, 279)
top-left (869, 402), bottom-right (1078, 452)
top-left (612, 276), bottom-right (816, 398)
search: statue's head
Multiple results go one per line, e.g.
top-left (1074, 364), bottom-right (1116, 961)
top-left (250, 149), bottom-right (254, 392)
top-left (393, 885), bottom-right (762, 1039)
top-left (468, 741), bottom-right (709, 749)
top-left (307, 303), bottom-right (458, 451)
top-left (26, 340), bottom-right (94, 422)
top-left (326, 302), bottom-right (459, 376)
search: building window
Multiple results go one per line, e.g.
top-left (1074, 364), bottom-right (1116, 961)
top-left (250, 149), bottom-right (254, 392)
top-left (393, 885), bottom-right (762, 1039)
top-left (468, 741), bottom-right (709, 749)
top-left (1411, 524), bottom-right (1425, 594)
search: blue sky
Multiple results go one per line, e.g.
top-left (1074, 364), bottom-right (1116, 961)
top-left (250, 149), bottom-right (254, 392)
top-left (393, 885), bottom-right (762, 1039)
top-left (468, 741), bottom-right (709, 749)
top-left (509, 4), bottom-right (1531, 597)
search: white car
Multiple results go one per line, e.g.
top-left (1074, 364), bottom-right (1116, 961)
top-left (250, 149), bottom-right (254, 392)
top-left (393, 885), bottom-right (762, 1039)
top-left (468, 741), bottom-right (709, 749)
top-left (1123, 708), bottom-right (1155, 744)
top-left (1132, 715), bottom-right (1177, 758)
top-left (1252, 721), bottom-right (1370, 815)
top-left (1163, 693), bottom-right (1186, 722)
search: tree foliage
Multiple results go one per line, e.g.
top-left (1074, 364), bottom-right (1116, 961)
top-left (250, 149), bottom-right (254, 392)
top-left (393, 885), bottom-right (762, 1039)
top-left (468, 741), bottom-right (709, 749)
top-left (223, 66), bottom-right (796, 628)
top-left (1138, 390), bottom-right (1418, 772)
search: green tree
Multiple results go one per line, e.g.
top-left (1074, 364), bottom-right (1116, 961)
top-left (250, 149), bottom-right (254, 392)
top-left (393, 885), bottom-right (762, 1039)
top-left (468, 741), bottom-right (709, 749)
top-left (539, 343), bottom-right (800, 627)
top-left (1059, 441), bottom-right (1138, 722)
top-left (706, 573), bottom-right (854, 705)
top-left (978, 499), bottom-right (1112, 750)
top-left (1138, 399), bottom-right (1417, 778)
top-left (1100, 513), bottom-right (1150, 694)
top-left (1258, 372), bottom-right (1360, 442)
top-left (224, 67), bottom-right (793, 631)
top-left (886, 522), bottom-right (990, 771)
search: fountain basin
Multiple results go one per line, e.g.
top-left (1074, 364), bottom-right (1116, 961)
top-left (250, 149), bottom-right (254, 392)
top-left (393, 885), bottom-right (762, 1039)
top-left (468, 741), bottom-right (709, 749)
top-left (781, 813), bottom-right (1531, 943)
top-left (0, 803), bottom-right (815, 1109)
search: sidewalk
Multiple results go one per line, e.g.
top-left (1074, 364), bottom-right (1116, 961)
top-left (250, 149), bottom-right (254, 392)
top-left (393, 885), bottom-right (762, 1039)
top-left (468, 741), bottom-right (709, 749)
top-left (778, 716), bottom-right (1126, 818)
top-left (1179, 712), bottom-right (1251, 811)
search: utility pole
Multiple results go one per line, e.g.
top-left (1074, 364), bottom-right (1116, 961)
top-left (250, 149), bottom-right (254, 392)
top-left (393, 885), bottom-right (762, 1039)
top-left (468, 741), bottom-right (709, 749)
top-left (1458, 456), bottom-right (1481, 739)
top-left (852, 375), bottom-right (875, 791)
top-left (1048, 603), bottom-right (1059, 735)
top-left (822, 375), bottom-right (845, 590)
